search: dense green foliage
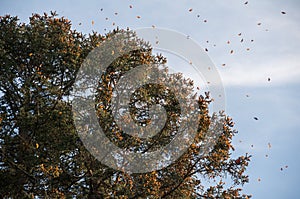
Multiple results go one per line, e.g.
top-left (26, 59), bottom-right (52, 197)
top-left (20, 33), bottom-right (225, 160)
top-left (0, 13), bottom-right (251, 198)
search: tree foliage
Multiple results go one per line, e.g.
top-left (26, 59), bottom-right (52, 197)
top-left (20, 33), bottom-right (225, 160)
top-left (0, 13), bottom-right (251, 198)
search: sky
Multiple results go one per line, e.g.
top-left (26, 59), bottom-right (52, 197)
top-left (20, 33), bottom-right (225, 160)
top-left (1, 0), bottom-right (300, 198)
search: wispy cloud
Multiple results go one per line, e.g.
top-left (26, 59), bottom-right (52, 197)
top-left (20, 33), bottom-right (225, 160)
top-left (219, 54), bottom-right (300, 87)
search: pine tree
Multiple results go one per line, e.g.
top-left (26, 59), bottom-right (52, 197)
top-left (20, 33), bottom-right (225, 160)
top-left (0, 13), bottom-right (251, 198)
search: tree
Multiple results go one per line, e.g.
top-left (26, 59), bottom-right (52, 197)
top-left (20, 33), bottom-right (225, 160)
top-left (0, 13), bottom-right (251, 198)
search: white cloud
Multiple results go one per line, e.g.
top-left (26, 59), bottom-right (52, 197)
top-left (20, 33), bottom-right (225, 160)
top-left (219, 54), bottom-right (300, 87)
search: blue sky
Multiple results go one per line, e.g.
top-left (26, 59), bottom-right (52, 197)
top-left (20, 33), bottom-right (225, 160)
top-left (1, 0), bottom-right (300, 198)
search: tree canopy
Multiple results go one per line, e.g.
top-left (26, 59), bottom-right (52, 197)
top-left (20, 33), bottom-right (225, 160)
top-left (0, 12), bottom-right (251, 198)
